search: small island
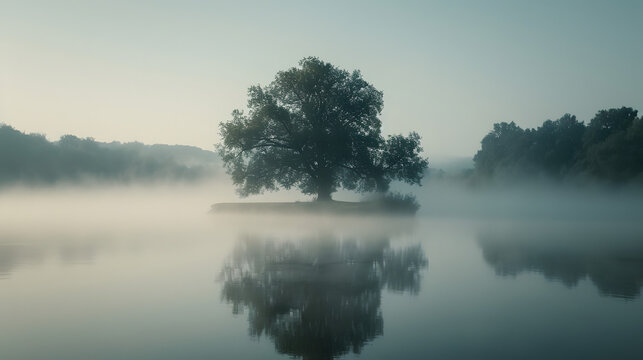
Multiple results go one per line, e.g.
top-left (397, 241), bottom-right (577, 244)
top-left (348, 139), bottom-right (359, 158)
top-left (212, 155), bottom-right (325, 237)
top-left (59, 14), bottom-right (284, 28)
top-left (214, 57), bottom-right (428, 215)
top-left (211, 193), bottom-right (420, 215)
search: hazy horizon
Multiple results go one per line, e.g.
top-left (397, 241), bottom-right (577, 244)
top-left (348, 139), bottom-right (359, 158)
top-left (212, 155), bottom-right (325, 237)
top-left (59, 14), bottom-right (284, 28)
top-left (2, 0), bottom-right (642, 158)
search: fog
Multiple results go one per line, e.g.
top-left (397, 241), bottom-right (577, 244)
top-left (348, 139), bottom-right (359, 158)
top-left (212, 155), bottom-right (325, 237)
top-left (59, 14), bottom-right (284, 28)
top-left (0, 179), bottom-right (640, 290)
top-left (416, 180), bottom-right (643, 222)
top-left (0, 180), bottom-right (401, 280)
top-left (1, 181), bottom-right (642, 359)
top-left (2, 176), bottom-right (640, 228)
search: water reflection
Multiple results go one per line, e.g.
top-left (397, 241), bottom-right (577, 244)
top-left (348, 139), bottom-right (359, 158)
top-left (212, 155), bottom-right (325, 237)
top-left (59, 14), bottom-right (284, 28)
top-left (220, 232), bottom-right (427, 360)
top-left (0, 243), bottom-right (45, 278)
top-left (0, 240), bottom-right (99, 278)
top-left (478, 223), bottom-right (643, 299)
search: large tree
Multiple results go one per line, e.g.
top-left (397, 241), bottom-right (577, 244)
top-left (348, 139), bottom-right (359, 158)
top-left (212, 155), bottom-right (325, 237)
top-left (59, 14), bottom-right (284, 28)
top-left (218, 57), bottom-right (428, 200)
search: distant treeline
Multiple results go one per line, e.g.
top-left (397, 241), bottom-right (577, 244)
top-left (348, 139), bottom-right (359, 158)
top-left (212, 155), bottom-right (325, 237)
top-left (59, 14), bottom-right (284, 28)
top-left (0, 124), bottom-right (218, 185)
top-left (473, 107), bottom-right (643, 184)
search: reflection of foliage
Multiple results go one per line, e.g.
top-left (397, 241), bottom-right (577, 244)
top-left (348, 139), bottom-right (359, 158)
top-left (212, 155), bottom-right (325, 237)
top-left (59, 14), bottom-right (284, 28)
top-left (0, 241), bottom-right (100, 278)
top-left (381, 244), bottom-right (427, 294)
top-left (220, 235), bottom-right (427, 360)
top-left (478, 228), bottom-right (643, 299)
top-left (0, 244), bottom-right (44, 278)
top-left (378, 193), bottom-right (420, 215)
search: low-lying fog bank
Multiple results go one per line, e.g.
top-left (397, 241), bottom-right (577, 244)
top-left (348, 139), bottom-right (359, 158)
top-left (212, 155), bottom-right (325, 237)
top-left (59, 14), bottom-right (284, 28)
top-left (412, 180), bottom-right (643, 221)
top-left (1, 179), bottom-right (642, 231)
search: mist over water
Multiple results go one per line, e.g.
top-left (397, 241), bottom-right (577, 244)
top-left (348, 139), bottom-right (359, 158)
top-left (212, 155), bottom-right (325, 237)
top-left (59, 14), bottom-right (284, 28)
top-left (1, 181), bottom-right (642, 359)
top-left (3, 0), bottom-right (643, 357)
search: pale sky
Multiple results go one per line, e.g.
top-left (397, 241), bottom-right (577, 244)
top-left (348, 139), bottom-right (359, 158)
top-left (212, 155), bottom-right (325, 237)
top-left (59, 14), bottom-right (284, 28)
top-left (1, 0), bottom-right (642, 159)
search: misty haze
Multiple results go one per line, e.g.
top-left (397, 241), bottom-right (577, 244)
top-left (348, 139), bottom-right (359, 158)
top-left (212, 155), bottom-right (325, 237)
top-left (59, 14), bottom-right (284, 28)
top-left (2, 2), bottom-right (643, 360)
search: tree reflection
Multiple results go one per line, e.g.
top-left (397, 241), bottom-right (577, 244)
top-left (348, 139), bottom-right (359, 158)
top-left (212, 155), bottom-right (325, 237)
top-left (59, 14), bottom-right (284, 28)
top-left (478, 224), bottom-right (643, 299)
top-left (0, 240), bottom-right (99, 279)
top-left (220, 234), bottom-right (427, 360)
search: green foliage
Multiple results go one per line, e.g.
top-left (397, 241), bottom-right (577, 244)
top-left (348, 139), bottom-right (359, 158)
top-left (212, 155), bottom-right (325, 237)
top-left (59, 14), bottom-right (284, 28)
top-left (581, 108), bottom-right (643, 181)
top-left (378, 192), bottom-right (420, 214)
top-left (218, 57), bottom-right (428, 200)
top-left (473, 107), bottom-right (643, 184)
top-left (0, 124), bottom-right (217, 185)
top-left (473, 121), bottom-right (530, 177)
top-left (530, 114), bottom-right (585, 176)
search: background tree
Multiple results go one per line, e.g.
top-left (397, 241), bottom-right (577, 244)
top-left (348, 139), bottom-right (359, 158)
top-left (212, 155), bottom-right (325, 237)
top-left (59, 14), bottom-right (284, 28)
top-left (218, 57), bottom-right (428, 200)
top-left (473, 121), bottom-right (530, 177)
top-left (530, 114), bottom-right (585, 177)
top-left (472, 107), bottom-right (643, 184)
top-left (0, 124), bottom-right (217, 185)
top-left (581, 107), bottom-right (642, 181)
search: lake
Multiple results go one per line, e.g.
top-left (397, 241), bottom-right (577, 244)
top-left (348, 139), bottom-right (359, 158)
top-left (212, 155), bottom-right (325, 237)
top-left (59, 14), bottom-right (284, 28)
top-left (1, 185), bottom-right (642, 359)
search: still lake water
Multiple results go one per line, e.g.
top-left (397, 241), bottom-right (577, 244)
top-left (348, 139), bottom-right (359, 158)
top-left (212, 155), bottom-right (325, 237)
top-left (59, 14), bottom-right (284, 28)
top-left (1, 186), bottom-right (642, 359)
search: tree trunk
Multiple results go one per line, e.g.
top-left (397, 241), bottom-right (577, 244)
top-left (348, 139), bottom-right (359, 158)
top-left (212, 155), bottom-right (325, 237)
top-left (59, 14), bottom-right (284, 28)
top-left (375, 177), bottom-right (390, 194)
top-left (316, 185), bottom-right (332, 201)
top-left (315, 170), bottom-right (333, 201)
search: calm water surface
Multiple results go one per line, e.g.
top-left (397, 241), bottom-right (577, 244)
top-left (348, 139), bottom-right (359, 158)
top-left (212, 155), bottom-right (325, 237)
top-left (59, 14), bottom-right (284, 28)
top-left (1, 191), bottom-right (642, 360)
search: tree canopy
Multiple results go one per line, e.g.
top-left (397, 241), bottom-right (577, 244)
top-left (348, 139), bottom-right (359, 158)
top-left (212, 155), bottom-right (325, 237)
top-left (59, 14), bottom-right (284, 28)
top-left (0, 124), bottom-right (217, 185)
top-left (472, 107), bottom-right (643, 183)
top-left (218, 57), bottom-right (428, 200)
